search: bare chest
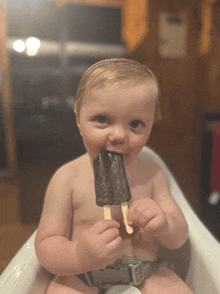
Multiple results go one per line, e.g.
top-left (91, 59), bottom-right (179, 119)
top-left (71, 173), bottom-right (153, 238)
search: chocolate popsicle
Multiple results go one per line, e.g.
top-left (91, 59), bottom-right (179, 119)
top-left (93, 150), bottom-right (133, 234)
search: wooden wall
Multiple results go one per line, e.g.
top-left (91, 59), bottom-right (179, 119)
top-left (202, 0), bottom-right (220, 114)
top-left (0, 1), bottom-right (18, 174)
top-left (129, 0), bottom-right (220, 211)
top-left (0, 1), bottom-right (20, 226)
top-left (128, 0), bottom-right (201, 210)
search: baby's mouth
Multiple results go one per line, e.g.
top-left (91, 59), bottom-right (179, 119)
top-left (104, 149), bottom-right (125, 158)
top-left (97, 149), bottom-right (130, 163)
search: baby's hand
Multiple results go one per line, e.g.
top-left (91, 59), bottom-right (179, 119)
top-left (75, 219), bottom-right (122, 271)
top-left (127, 199), bottom-right (168, 238)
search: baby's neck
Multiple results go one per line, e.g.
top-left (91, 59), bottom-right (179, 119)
top-left (87, 153), bottom-right (94, 169)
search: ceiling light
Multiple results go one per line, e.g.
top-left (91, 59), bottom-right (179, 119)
top-left (26, 37), bottom-right (41, 51)
top-left (13, 39), bottom-right (25, 52)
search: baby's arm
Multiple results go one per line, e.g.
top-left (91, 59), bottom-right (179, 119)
top-left (127, 165), bottom-right (188, 250)
top-left (151, 168), bottom-right (188, 249)
top-left (35, 164), bottom-right (121, 276)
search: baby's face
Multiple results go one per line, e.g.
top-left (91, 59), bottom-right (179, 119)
top-left (76, 81), bottom-right (158, 166)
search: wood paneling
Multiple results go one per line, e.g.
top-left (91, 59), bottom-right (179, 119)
top-left (0, 180), bottom-right (20, 225)
top-left (129, 0), bottom-right (203, 210)
top-left (202, 0), bottom-right (220, 114)
top-left (123, 0), bottom-right (148, 51)
top-left (0, 4), bottom-right (18, 174)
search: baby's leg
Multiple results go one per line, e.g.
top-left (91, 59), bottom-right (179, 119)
top-left (140, 267), bottom-right (194, 294)
top-left (46, 275), bottom-right (99, 294)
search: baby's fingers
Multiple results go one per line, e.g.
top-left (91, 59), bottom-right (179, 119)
top-left (102, 227), bottom-right (120, 244)
top-left (93, 219), bottom-right (120, 234)
top-left (138, 210), bottom-right (157, 228)
top-left (127, 201), bottom-right (148, 226)
top-left (106, 235), bottom-right (122, 252)
top-left (144, 214), bottom-right (167, 236)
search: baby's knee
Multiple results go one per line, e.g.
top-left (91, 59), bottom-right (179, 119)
top-left (141, 267), bottom-right (194, 293)
top-left (46, 275), bottom-right (99, 294)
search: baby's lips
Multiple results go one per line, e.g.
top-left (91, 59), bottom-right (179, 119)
top-left (105, 149), bottom-right (123, 155)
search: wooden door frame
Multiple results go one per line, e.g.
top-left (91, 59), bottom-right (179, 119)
top-left (0, 1), bottom-right (18, 174)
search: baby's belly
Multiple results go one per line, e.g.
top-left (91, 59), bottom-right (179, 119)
top-left (72, 220), bottom-right (159, 264)
top-left (116, 225), bottom-right (159, 262)
top-left (72, 204), bottom-right (158, 263)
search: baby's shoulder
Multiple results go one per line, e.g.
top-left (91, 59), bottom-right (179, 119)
top-left (126, 157), bottom-right (165, 182)
top-left (126, 156), bottom-right (163, 185)
top-left (50, 153), bottom-right (89, 184)
top-left (132, 156), bottom-right (162, 174)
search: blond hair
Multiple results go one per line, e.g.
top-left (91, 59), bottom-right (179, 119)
top-left (74, 58), bottom-right (162, 120)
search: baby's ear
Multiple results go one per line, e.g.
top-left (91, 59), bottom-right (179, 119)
top-left (74, 109), bottom-right (82, 135)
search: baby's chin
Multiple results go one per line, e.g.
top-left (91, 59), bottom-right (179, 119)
top-left (123, 154), bottom-right (139, 167)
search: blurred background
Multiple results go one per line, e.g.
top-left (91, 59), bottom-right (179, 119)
top-left (0, 0), bottom-right (220, 273)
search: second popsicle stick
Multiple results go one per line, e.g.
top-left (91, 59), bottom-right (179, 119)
top-left (104, 205), bottom-right (112, 220)
top-left (121, 201), bottom-right (133, 234)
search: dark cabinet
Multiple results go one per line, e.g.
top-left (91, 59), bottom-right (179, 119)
top-left (200, 114), bottom-right (220, 241)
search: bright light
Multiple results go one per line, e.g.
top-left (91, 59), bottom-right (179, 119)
top-left (26, 49), bottom-right (38, 56)
top-left (13, 40), bottom-right (25, 52)
top-left (26, 37), bottom-right (41, 51)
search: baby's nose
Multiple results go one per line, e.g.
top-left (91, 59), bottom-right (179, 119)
top-left (109, 125), bottom-right (128, 144)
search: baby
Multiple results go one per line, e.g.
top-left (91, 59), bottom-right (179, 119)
top-left (35, 58), bottom-right (193, 293)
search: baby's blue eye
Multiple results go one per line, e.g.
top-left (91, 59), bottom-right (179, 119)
top-left (96, 116), bottom-right (108, 124)
top-left (130, 120), bottom-right (143, 129)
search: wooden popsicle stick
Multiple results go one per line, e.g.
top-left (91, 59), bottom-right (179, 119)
top-left (104, 205), bottom-right (111, 220)
top-left (121, 201), bottom-right (133, 234)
